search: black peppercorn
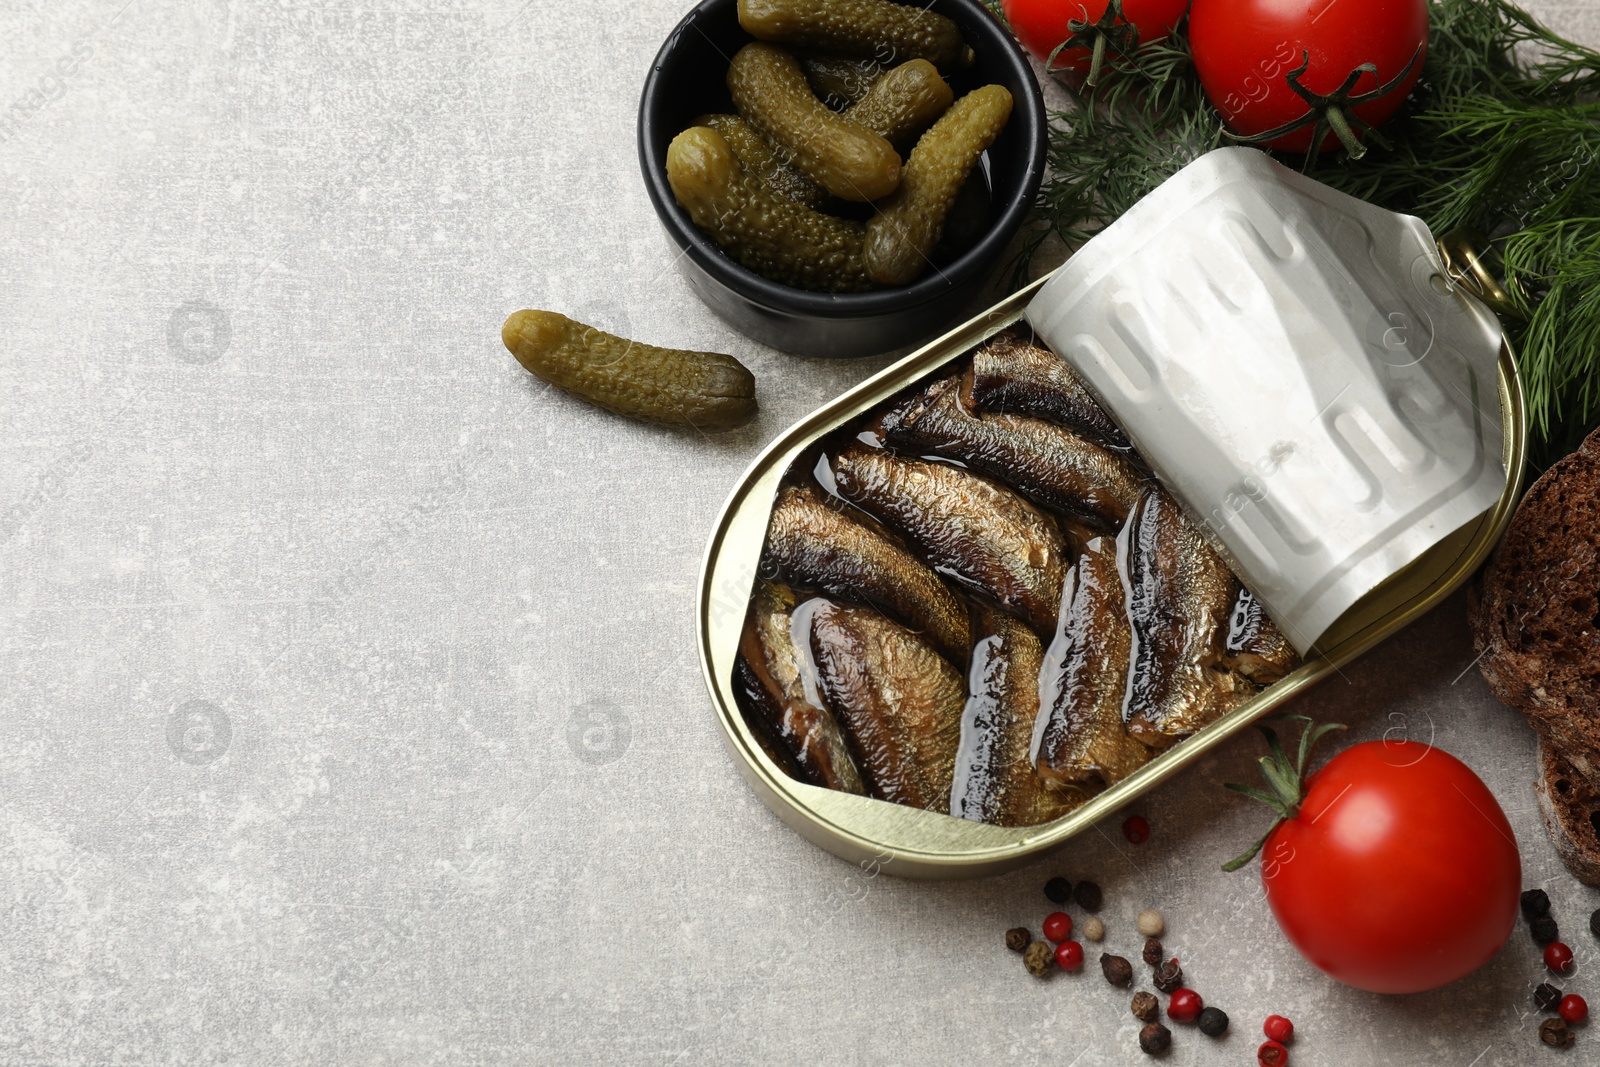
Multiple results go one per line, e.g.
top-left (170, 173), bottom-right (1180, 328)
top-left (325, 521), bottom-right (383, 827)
top-left (1101, 953), bottom-right (1134, 987)
top-left (1075, 880), bottom-right (1103, 912)
top-left (1531, 915), bottom-right (1560, 946)
top-left (1024, 940), bottom-right (1054, 977)
top-left (1522, 888), bottom-right (1551, 919)
top-left (1590, 907), bottom-right (1600, 940)
top-left (1131, 991), bottom-right (1159, 1022)
top-left (1540, 1017), bottom-right (1574, 1049)
top-left (1535, 983), bottom-right (1564, 1012)
top-left (1197, 1006), bottom-right (1229, 1037)
top-left (1044, 876), bottom-right (1073, 904)
top-left (1142, 937), bottom-right (1164, 966)
top-left (1138, 1022), bottom-right (1172, 1055)
top-left (1153, 958), bottom-right (1184, 994)
top-left (1006, 927), bottom-right (1031, 953)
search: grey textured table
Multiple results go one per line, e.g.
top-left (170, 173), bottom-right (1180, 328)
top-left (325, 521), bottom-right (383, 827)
top-left (4, 2), bottom-right (1598, 1064)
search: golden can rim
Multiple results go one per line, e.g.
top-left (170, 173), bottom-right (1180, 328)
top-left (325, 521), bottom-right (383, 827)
top-left (696, 270), bottom-right (1529, 879)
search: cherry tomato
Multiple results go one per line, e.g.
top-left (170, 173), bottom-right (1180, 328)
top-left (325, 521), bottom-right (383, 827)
top-left (1002, 0), bottom-right (1190, 85)
top-left (1257, 740), bottom-right (1519, 994)
top-left (1188, 0), bottom-right (1428, 154)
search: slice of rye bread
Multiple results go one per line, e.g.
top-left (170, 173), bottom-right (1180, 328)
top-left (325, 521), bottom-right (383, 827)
top-left (1470, 425), bottom-right (1600, 780)
top-left (1533, 743), bottom-right (1600, 887)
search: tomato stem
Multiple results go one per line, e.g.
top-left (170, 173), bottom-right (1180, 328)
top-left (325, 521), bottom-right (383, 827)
top-left (1087, 33), bottom-right (1110, 89)
top-left (1048, 0), bottom-right (1140, 87)
top-left (1323, 106), bottom-right (1366, 160)
top-left (1222, 715), bottom-right (1348, 872)
top-left (1221, 45), bottom-right (1422, 172)
top-left (1221, 822), bottom-right (1279, 874)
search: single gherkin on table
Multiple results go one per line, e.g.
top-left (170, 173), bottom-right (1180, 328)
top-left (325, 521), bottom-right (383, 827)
top-left (500, 310), bottom-right (756, 432)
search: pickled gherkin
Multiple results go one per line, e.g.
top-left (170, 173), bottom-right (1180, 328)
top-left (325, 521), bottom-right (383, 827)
top-left (931, 174), bottom-right (991, 262)
top-left (800, 53), bottom-right (884, 109)
top-left (694, 112), bottom-right (828, 209)
top-left (501, 311), bottom-right (757, 431)
top-left (667, 125), bottom-right (875, 293)
top-left (738, 0), bottom-right (975, 71)
top-left (865, 84), bottom-right (1012, 286)
top-left (728, 42), bottom-right (901, 203)
top-left (843, 58), bottom-right (953, 151)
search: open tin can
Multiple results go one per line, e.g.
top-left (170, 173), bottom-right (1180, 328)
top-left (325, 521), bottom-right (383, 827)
top-left (696, 151), bottom-right (1529, 879)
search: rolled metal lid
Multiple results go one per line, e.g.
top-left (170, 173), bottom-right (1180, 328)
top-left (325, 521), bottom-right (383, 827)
top-left (1027, 147), bottom-right (1507, 655)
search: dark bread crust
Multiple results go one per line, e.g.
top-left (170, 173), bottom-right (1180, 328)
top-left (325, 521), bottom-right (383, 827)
top-left (1533, 743), bottom-right (1600, 887)
top-left (1471, 427), bottom-right (1600, 782)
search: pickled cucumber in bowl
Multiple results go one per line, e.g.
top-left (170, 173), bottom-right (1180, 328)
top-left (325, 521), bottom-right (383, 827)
top-left (666, 0), bottom-right (1013, 293)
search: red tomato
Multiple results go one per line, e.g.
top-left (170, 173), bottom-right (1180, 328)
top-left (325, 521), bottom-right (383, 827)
top-left (1258, 740), bottom-right (1519, 993)
top-left (1188, 0), bottom-right (1428, 154)
top-left (1002, 0), bottom-right (1190, 84)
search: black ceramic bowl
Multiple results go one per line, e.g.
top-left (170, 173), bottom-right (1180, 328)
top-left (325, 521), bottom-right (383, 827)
top-left (638, 0), bottom-right (1047, 358)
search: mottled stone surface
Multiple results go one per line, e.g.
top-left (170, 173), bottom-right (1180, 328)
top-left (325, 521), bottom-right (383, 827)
top-left (2, 1), bottom-right (1598, 1063)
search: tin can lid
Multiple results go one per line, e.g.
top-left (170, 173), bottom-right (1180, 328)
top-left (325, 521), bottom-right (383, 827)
top-left (1026, 147), bottom-right (1506, 655)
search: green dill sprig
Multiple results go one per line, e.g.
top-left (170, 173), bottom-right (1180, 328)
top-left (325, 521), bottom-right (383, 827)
top-left (1011, 35), bottom-right (1217, 283)
top-left (1502, 219), bottom-right (1600, 454)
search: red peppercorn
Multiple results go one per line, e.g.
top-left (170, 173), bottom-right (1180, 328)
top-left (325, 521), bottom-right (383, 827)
top-left (1055, 940), bottom-right (1084, 970)
top-left (1123, 814), bottom-right (1151, 844)
top-left (1259, 1040), bottom-right (1290, 1066)
top-left (1042, 911), bottom-right (1073, 943)
top-left (1167, 988), bottom-right (1203, 1023)
top-left (1545, 941), bottom-right (1575, 973)
top-left (1263, 1014), bottom-right (1294, 1043)
top-left (1559, 993), bottom-right (1589, 1024)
